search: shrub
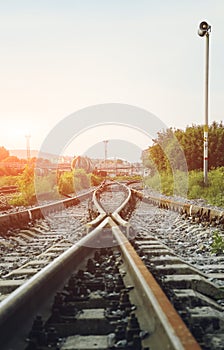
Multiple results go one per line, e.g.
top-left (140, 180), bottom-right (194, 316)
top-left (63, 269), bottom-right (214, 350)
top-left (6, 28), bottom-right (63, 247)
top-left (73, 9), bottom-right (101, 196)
top-left (35, 173), bottom-right (58, 195)
top-left (144, 172), bottom-right (161, 192)
top-left (57, 169), bottom-right (90, 195)
top-left (74, 169), bottom-right (90, 190)
top-left (58, 171), bottom-right (75, 195)
top-left (188, 171), bottom-right (205, 199)
top-left (206, 167), bottom-right (224, 206)
top-left (9, 165), bottom-right (36, 206)
top-left (160, 172), bottom-right (174, 196)
top-left (210, 230), bottom-right (224, 255)
top-left (144, 171), bottom-right (174, 196)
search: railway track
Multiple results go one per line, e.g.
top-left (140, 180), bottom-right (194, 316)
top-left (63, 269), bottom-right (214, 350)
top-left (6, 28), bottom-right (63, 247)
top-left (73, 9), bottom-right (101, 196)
top-left (0, 181), bottom-right (223, 349)
top-left (0, 186), bottom-right (18, 195)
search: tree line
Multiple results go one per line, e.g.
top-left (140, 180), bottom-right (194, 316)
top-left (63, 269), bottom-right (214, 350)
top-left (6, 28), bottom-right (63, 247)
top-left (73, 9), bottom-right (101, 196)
top-left (0, 146), bottom-right (38, 176)
top-left (142, 121), bottom-right (224, 173)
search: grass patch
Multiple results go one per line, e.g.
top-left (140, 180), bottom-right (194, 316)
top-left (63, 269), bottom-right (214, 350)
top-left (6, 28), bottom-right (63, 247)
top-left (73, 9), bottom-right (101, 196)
top-left (210, 230), bottom-right (224, 255)
top-left (144, 167), bottom-right (224, 207)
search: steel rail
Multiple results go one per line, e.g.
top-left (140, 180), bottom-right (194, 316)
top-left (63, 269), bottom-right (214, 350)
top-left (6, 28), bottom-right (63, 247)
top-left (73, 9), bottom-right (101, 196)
top-left (86, 181), bottom-right (131, 231)
top-left (0, 190), bottom-right (94, 232)
top-left (111, 181), bottom-right (132, 228)
top-left (85, 181), bottom-right (202, 349)
top-left (85, 184), bottom-right (107, 231)
top-left (111, 222), bottom-right (201, 350)
top-left (0, 225), bottom-right (103, 345)
top-left (0, 182), bottom-right (202, 349)
top-left (131, 189), bottom-right (224, 224)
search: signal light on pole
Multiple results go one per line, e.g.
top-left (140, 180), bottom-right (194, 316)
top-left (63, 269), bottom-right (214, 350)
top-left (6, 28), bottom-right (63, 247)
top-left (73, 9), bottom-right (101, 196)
top-left (198, 20), bottom-right (211, 186)
top-left (198, 21), bottom-right (211, 37)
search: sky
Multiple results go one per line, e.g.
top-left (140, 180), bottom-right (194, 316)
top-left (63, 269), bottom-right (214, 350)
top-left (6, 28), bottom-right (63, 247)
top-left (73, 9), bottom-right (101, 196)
top-left (0, 0), bottom-right (223, 162)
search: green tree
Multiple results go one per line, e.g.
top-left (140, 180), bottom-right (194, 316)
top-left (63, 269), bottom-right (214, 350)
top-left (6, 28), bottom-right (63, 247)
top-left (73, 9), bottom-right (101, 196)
top-left (176, 125), bottom-right (203, 170)
top-left (143, 123), bottom-right (224, 173)
top-left (208, 121), bottom-right (224, 168)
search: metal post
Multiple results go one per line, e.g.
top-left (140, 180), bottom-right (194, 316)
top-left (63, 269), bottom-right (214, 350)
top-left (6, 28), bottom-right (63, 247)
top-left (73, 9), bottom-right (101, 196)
top-left (103, 140), bottom-right (108, 169)
top-left (25, 134), bottom-right (31, 161)
top-left (198, 21), bottom-right (211, 186)
top-left (203, 33), bottom-right (209, 186)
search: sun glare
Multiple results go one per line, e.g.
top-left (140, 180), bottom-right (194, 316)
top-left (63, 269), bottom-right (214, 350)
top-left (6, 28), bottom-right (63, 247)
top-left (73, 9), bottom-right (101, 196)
top-left (4, 123), bottom-right (31, 149)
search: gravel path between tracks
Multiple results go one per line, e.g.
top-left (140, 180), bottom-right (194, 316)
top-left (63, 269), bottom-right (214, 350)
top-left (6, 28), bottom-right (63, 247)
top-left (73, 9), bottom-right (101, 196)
top-left (130, 200), bottom-right (224, 286)
top-left (0, 200), bottom-right (89, 279)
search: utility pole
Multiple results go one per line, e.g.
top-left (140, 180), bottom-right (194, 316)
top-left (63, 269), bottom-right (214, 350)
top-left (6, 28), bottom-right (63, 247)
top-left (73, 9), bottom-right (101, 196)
top-left (25, 134), bottom-right (31, 161)
top-left (103, 140), bottom-right (108, 169)
top-left (198, 21), bottom-right (211, 186)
